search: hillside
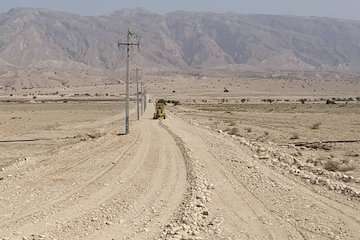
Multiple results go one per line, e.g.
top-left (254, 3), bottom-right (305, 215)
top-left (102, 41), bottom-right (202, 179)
top-left (0, 8), bottom-right (359, 72)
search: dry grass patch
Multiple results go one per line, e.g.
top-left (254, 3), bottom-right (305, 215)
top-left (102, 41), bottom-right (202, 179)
top-left (324, 159), bottom-right (356, 172)
top-left (310, 122), bottom-right (322, 130)
top-left (290, 132), bottom-right (300, 140)
top-left (229, 127), bottom-right (241, 136)
top-left (245, 127), bottom-right (252, 133)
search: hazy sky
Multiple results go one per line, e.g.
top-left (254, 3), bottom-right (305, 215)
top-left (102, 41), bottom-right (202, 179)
top-left (1, 0), bottom-right (359, 20)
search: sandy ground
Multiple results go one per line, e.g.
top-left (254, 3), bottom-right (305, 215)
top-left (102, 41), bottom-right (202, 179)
top-left (0, 100), bottom-right (360, 240)
top-left (176, 103), bottom-right (360, 177)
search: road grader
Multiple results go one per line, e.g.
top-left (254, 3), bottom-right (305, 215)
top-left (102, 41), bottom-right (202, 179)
top-left (153, 100), bottom-right (166, 119)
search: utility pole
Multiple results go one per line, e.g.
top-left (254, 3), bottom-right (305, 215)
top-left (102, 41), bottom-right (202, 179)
top-left (136, 68), bottom-right (140, 120)
top-left (144, 88), bottom-right (147, 112)
top-left (140, 81), bottom-right (144, 115)
top-left (118, 29), bottom-right (140, 135)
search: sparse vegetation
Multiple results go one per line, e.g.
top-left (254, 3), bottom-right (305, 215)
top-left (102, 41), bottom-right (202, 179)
top-left (245, 127), bottom-right (252, 133)
top-left (299, 98), bottom-right (307, 104)
top-left (262, 99), bottom-right (275, 104)
top-left (229, 127), bottom-right (241, 136)
top-left (310, 122), bottom-right (322, 130)
top-left (326, 99), bottom-right (336, 104)
top-left (324, 159), bottom-right (356, 172)
top-left (228, 121), bottom-right (236, 127)
top-left (290, 132), bottom-right (300, 140)
top-left (324, 160), bottom-right (340, 172)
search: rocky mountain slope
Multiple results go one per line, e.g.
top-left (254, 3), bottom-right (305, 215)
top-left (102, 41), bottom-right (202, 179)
top-left (1, 8), bottom-right (360, 72)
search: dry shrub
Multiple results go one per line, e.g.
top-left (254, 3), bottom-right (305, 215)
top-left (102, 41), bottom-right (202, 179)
top-left (310, 122), bottom-right (322, 130)
top-left (229, 127), bottom-right (240, 136)
top-left (324, 160), bottom-right (340, 172)
top-left (290, 132), bottom-right (299, 140)
top-left (245, 127), bottom-right (252, 133)
top-left (326, 99), bottom-right (336, 104)
top-left (324, 159), bottom-right (355, 172)
top-left (345, 151), bottom-right (359, 157)
top-left (338, 164), bottom-right (356, 172)
top-left (228, 121), bottom-right (236, 127)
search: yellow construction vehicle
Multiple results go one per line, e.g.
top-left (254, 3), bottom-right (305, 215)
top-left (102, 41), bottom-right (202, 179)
top-left (153, 100), bottom-right (166, 119)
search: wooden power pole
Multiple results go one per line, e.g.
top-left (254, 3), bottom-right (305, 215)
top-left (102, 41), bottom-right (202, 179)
top-left (136, 68), bottom-right (140, 120)
top-left (118, 29), bottom-right (140, 135)
top-left (140, 81), bottom-right (144, 115)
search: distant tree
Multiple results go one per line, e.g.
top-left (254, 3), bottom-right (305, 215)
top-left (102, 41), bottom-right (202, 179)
top-left (326, 99), bottom-right (336, 105)
top-left (299, 98), bottom-right (307, 104)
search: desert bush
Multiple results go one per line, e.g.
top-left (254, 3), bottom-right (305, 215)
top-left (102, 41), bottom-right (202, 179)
top-left (224, 88), bottom-right (229, 93)
top-left (245, 127), bottom-right (252, 133)
top-left (326, 99), bottom-right (336, 104)
top-left (229, 127), bottom-right (240, 136)
top-left (345, 151), bottom-right (359, 157)
top-left (338, 164), bottom-right (356, 172)
top-left (356, 97), bottom-right (360, 101)
top-left (290, 132), bottom-right (300, 140)
top-left (324, 160), bottom-right (356, 172)
top-left (324, 160), bottom-right (340, 172)
top-left (310, 122), bottom-right (322, 130)
top-left (228, 121), bottom-right (236, 127)
top-left (299, 98), bottom-right (307, 104)
top-left (267, 99), bottom-right (275, 104)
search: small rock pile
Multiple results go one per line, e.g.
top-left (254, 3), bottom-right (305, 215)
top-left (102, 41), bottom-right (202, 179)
top-left (158, 135), bottom-right (217, 239)
top-left (22, 234), bottom-right (46, 240)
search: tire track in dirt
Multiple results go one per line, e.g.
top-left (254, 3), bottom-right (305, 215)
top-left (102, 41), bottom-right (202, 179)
top-left (0, 114), bottom-right (133, 223)
top-left (158, 120), bottom-right (220, 240)
top-left (164, 111), bottom-right (360, 240)
top-left (0, 130), bottom-right (141, 234)
top-left (0, 115), bottom-right (188, 240)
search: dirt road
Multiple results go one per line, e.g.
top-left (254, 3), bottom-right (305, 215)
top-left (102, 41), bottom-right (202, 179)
top-left (1, 106), bottom-right (360, 240)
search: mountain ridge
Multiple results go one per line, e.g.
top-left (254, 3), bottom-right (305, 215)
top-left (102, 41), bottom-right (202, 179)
top-left (0, 7), bottom-right (360, 72)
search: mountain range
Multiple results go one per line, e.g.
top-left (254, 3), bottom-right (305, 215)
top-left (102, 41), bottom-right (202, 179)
top-left (1, 7), bottom-right (360, 73)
